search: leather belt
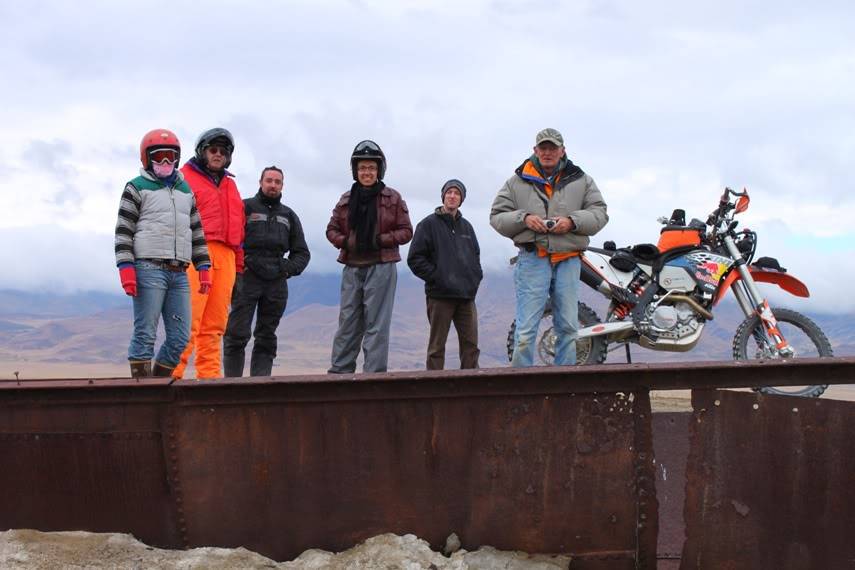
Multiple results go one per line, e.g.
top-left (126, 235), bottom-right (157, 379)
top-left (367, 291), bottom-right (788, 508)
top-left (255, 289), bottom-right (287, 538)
top-left (140, 259), bottom-right (188, 272)
top-left (518, 243), bottom-right (537, 252)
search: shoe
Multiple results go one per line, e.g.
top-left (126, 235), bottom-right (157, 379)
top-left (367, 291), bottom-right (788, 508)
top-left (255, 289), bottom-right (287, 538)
top-left (130, 360), bottom-right (152, 378)
top-left (152, 361), bottom-right (176, 377)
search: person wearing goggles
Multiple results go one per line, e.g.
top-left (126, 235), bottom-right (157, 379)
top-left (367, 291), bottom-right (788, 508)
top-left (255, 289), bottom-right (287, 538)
top-left (172, 127), bottom-right (246, 380)
top-left (114, 128), bottom-right (211, 379)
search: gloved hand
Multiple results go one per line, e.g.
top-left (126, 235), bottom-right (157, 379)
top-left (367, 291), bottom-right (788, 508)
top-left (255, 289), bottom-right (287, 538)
top-left (198, 268), bottom-right (212, 295)
top-left (119, 265), bottom-right (137, 297)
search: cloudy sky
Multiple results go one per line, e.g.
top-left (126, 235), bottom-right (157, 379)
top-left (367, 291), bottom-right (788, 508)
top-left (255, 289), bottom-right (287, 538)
top-left (1, 0), bottom-right (852, 311)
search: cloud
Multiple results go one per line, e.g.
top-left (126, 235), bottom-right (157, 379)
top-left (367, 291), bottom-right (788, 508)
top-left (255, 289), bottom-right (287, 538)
top-left (0, 0), bottom-right (852, 312)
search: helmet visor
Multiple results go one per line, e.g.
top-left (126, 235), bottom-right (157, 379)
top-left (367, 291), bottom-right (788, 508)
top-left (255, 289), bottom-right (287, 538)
top-left (149, 148), bottom-right (180, 164)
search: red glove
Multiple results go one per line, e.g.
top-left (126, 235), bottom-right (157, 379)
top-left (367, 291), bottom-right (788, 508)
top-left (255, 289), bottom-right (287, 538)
top-left (235, 247), bottom-right (245, 274)
top-left (198, 268), bottom-right (212, 295)
top-left (119, 265), bottom-right (137, 297)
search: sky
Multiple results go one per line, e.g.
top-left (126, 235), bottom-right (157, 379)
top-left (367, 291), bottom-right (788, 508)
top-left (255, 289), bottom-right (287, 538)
top-left (0, 0), bottom-right (853, 312)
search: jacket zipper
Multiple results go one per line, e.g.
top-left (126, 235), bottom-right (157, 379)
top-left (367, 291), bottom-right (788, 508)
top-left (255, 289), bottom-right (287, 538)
top-left (169, 185), bottom-right (178, 260)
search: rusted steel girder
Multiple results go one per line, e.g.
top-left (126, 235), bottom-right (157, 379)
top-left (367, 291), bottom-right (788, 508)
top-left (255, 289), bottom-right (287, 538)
top-left (0, 369), bottom-right (659, 568)
top-left (2, 357), bottom-right (854, 568)
top-left (682, 389), bottom-right (855, 569)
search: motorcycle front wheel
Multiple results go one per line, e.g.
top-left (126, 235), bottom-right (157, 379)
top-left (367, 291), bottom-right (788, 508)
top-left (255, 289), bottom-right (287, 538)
top-left (506, 302), bottom-right (607, 366)
top-left (732, 307), bottom-right (833, 398)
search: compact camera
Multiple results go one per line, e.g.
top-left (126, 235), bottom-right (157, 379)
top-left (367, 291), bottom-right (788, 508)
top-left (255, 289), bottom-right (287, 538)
top-left (544, 218), bottom-right (557, 230)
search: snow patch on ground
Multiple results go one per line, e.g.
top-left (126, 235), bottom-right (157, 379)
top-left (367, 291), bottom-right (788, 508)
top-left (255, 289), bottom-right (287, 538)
top-left (0, 530), bottom-right (572, 569)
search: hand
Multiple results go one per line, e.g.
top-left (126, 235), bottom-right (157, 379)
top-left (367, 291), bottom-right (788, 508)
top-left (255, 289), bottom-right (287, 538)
top-left (198, 268), bottom-right (212, 295)
top-left (119, 266), bottom-right (137, 297)
top-left (548, 216), bottom-right (575, 234)
top-left (524, 214), bottom-right (550, 233)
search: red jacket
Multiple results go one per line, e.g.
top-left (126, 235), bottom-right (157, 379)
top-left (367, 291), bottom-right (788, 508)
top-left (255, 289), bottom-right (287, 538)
top-left (181, 160), bottom-right (245, 271)
top-left (326, 185), bottom-right (413, 265)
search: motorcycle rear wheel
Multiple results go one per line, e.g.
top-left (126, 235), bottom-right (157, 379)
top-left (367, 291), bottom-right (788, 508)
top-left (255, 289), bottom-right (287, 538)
top-left (732, 307), bottom-right (833, 398)
top-left (506, 302), bottom-right (608, 366)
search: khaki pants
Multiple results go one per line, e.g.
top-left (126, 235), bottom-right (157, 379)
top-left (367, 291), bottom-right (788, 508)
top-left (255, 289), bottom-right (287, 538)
top-left (426, 297), bottom-right (479, 370)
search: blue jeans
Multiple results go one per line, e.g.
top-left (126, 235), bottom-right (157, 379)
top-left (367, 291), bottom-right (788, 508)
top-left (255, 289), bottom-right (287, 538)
top-left (128, 260), bottom-right (191, 366)
top-left (512, 251), bottom-right (580, 367)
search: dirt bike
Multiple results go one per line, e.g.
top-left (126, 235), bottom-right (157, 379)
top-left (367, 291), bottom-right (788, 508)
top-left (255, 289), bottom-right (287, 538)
top-left (506, 187), bottom-right (833, 397)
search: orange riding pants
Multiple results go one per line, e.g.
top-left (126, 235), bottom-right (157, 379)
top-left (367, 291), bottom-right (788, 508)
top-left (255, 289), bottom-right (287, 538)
top-left (173, 241), bottom-right (237, 379)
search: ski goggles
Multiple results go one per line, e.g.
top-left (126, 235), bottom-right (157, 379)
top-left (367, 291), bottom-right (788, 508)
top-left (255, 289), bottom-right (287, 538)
top-left (149, 148), bottom-right (180, 164)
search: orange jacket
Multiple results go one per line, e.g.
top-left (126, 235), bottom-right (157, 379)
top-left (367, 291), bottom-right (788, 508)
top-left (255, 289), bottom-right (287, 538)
top-left (181, 160), bottom-right (245, 271)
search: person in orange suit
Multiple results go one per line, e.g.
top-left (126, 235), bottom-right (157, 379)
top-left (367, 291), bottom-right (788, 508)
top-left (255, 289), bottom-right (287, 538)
top-left (172, 128), bottom-right (245, 380)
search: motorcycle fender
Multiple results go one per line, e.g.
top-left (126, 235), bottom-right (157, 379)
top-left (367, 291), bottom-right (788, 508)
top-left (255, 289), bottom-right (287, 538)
top-left (714, 266), bottom-right (810, 305)
top-left (582, 251), bottom-right (636, 288)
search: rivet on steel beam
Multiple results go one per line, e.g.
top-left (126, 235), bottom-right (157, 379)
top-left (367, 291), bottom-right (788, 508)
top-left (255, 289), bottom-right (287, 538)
top-left (753, 403), bottom-right (759, 410)
top-left (714, 400), bottom-right (721, 406)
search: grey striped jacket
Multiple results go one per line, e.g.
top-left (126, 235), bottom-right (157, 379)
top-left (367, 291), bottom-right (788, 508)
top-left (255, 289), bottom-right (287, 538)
top-left (114, 169), bottom-right (210, 267)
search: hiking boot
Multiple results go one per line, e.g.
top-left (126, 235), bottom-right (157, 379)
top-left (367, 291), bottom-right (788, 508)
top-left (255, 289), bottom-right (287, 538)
top-left (130, 360), bottom-right (152, 378)
top-left (152, 361), bottom-right (176, 377)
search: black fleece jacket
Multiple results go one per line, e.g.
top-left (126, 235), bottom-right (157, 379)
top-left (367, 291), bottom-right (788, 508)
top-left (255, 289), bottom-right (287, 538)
top-left (407, 207), bottom-right (482, 299)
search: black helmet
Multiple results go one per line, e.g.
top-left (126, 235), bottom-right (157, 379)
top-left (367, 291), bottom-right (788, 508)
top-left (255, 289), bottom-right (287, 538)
top-left (195, 127), bottom-right (235, 169)
top-left (350, 139), bottom-right (386, 181)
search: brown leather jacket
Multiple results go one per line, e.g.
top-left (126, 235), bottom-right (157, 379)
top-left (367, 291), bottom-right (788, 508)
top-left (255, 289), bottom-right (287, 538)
top-left (326, 185), bottom-right (413, 265)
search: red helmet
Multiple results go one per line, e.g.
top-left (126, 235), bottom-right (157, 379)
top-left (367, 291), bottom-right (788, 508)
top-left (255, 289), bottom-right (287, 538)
top-left (139, 129), bottom-right (181, 170)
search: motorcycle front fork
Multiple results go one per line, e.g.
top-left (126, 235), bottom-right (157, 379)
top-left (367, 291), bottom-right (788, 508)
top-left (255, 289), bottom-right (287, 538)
top-left (724, 235), bottom-right (794, 357)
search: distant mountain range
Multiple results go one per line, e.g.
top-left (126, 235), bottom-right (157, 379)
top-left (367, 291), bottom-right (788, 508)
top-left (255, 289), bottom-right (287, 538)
top-left (1, 271), bottom-right (853, 379)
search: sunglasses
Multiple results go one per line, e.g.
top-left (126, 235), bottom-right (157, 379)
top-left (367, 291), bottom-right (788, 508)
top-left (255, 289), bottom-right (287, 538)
top-left (149, 148), bottom-right (179, 164)
top-left (207, 145), bottom-right (231, 156)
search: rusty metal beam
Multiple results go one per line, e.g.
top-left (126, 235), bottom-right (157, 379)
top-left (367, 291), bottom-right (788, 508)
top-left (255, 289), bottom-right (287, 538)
top-left (2, 357), bottom-right (853, 396)
top-left (0, 357), bottom-right (853, 568)
top-left (682, 389), bottom-right (855, 569)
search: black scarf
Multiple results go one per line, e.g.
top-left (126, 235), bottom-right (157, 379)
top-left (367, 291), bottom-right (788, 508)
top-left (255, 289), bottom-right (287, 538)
top-left (347, 181), bottom-right (384, 252)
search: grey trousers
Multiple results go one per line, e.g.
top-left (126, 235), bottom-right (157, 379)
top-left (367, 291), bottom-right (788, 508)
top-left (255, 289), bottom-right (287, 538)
top-left (328, 263), bottom-right (397, 374)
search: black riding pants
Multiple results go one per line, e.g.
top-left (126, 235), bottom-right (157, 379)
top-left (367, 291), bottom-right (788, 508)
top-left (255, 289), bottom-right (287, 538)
top-left (223, 271), bottom-right (288, 377)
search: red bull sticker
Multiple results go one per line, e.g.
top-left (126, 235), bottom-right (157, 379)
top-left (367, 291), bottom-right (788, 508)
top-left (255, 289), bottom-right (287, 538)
top-left (694, 261), bottom-right (728, 285)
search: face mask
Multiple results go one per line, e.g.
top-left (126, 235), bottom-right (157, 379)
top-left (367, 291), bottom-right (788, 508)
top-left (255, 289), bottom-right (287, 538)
top-left (152, 162), bottom-right (175, 178)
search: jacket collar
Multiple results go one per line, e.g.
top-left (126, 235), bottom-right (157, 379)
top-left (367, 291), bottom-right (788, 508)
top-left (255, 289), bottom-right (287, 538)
top-left (186, 157), bottom-right (234, 182)
top-left (515, 157), bottom-right (584, 187)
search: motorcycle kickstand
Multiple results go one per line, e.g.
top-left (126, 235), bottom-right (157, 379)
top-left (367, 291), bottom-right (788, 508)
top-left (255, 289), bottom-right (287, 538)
top-left (624, 344), bottom-right (632, 364)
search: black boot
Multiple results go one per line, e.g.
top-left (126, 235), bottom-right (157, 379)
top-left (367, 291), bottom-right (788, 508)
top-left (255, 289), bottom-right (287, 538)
top-left (223, 352), bottom-right (245, 378)
top-left (249, 355), bottom-right (274, 378)
top-left (152, 361), bottom-right (176, 377)
top-left (130, 360), bottom-right (152, 378)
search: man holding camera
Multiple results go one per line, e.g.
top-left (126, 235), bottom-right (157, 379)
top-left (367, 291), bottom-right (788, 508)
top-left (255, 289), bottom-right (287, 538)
top-left (490, 128), bottom-right (608, 367)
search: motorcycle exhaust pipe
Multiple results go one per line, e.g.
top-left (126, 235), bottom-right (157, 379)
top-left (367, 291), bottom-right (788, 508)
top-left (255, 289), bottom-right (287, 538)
top-left (578, 321), bottom-right (635, 339)
top-left (581, 262), bottom-right (613, 297)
